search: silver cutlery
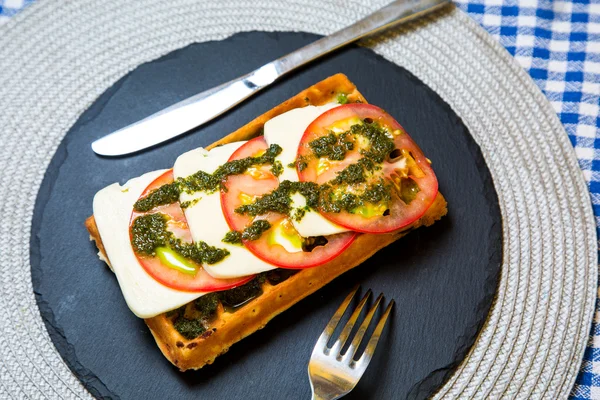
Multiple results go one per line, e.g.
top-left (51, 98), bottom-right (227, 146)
top-left (91, 0), bottom-right (449, 156)
top-left (308, 287), bottom-right (394, 399)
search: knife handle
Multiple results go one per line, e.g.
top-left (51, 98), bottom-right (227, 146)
top-left (92, 0), bottom-right (448, 156)
top-left (270, 0), bottom-right (448, 78)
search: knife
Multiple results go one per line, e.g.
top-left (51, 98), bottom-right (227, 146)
top-left (91, 0), bottom-right (449, 156)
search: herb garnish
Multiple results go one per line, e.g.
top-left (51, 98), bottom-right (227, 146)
top-left (173, 318), bottom-right (206, 339)
top-left (222, 220), bottom-right (272, 244)
top-left (235, 180), bottom-right (320, 219)
top-left (270, 160), bottom-right (283, 177)
top-left (337, 93), bottom-right (349, 104)
top-left (222, 230), bottom-right (243, 245)
top-left (235, 120), bottom-right (402, 219)
top-left (131, 213), bottom-right (230, 264)
top-left (350, 121), bottom-right (395, 163)
top-left (309, 131), bottom-right (354, 161)
top-left (133, 144), bottom-right (283, 212)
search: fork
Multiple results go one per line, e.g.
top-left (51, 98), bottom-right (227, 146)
top-left (308, 287), bottom-right (394, 400)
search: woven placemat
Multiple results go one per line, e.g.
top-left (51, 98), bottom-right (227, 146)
top-left (0, 0), bottom-right (596, 398)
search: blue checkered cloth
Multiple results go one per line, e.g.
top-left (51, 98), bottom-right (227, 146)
top-left (452, 1), bottom-right (600, 398)
top-left (2, 0), bottom-right (599, 398)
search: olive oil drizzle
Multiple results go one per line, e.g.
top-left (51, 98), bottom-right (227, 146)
top-left (171, 271), bottom-right (298, 339)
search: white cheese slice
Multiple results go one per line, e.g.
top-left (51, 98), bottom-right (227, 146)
top-left (263, 104), bottom-right (350, 237)
top-left (93, 170), bottom-right (203, 318)
top-left (173, 143), bottom-right (276, 279)
top-left (92, 105), bottom-right (355, 318)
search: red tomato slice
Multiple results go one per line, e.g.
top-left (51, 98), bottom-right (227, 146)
top-left (221, 137), bottom-right (356, 269)
top-left (129, 170), bottom-right (253, 292)
top-left (297, 103), bottom-right (438, 233)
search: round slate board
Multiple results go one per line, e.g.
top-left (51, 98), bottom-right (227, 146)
top-left (30, 31), bottom-right (501, 400)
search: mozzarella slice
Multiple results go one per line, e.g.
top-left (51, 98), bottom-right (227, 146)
top-left (92, 105), bottom-right (357, 318)
top-left (93, 170), bottom-right (203, 318)
top-left (173, 143), bottom-right (276, 279)
top-left (263, 104), bottom-right (350, 237)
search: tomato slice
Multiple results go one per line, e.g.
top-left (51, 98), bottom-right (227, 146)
top-left (129, 170), bottom-right (253, 292)
top-left (297, 103), bottom-right (439, 233)
top-left (221, 137), bottom-right (356, 269)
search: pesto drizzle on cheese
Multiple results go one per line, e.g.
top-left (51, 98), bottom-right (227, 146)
top-left (131, 213), bottom-right (229, 265)
top-left (133, 144), bottom-right (283, 212)
top-left (134, 119), bottom-right (416, 249)
top-left (234, 119), bottom-right (406, 221)
top-left (235, 180), bottom-right (321, 220)
top-left (222, 220), bottom-right (272, 244)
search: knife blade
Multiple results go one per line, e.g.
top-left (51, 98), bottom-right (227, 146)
top-left (92, 0), bottom-right (449, 156)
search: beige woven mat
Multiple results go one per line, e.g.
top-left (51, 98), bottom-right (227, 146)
top-left (0, 0), bottom-right (596, 398)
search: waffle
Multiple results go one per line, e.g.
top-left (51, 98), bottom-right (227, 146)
top-left (85, 73), bottom-right (447, 371)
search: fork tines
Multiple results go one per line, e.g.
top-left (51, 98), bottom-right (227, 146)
top-left (318, 286), bottom-right (394, 366)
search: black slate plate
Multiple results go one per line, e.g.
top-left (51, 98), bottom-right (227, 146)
top-left (30, 31), bottom-right (501, 400)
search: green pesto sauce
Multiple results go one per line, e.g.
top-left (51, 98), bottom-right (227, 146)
top-left (133, 144), bottom-right (283, 212)
top-left (194, 292), bottom-right (220, 317)
top-left (350, 121), bottom-right (395, 163)
top-left (180, 198), bottom-right (200, 209)
top-left (130, 213), bottom-right (171, 254)
top-left (337, 93), bottom-right (349, 104)
top-left (177, 170), bottom-right (221, 196)
top-left (171, 271), bottom-right (298, 338)
top-left (235, 180), bottom-right (320, 218)
top-left (292, 206), bottom-right (310, 221)
top-left (305, 121), bottom-right (393, 164)
top-left (130, 213), bottom-right (229, 265)
top-left (222, 220), bottom-right (272, 244)
top-left (271, 160), bottom-right (283, 177)
top-left (212, 143), bottom-right (281, 180)
top-left (315, 121), bottom-right (396, 213)
top-left (234, 174), bottom-right (391, 219)
top-left (288, 155), bottom-right (309, 171)
top-left (171, 293), bottom-right (220, 339)
top-left (236, 121), bottom-right (399, 218)
top-left (133, 182), bottom-right (180, 212)
top-left (319, 179), bottom-right (392, 214)
top-left (241, 219), bottom-right (271, 241)
top-left (222, 230), bottom-right (242, 245)
top-left (234, 146), bottom-right (393, 218)
top-left (330, 162), bottom-right (366, 186)
top-left (309, 131), bottom-right (354, 161)
top-left (173, 318), bottom-right (206, 339)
